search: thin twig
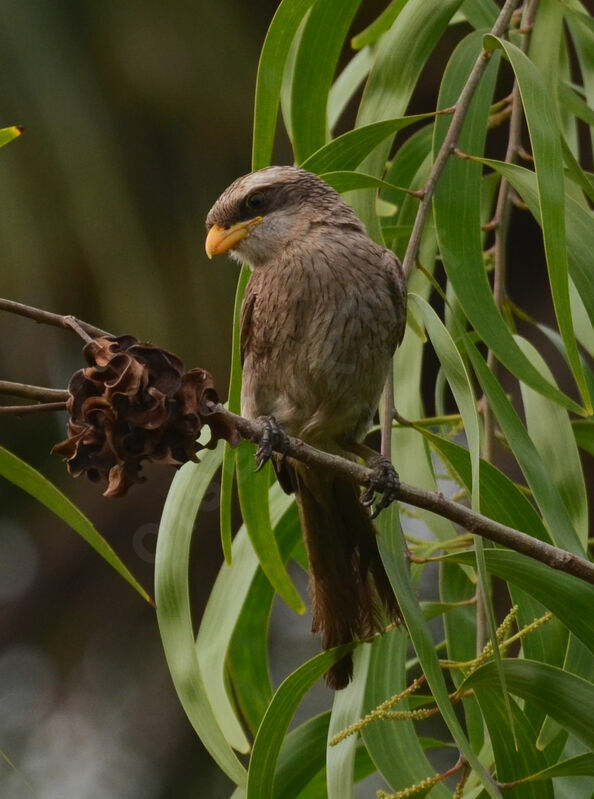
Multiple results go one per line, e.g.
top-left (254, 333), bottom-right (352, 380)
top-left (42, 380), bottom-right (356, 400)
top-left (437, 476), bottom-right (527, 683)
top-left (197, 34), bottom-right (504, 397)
top-left (0, 298), bottom-right (109, 338)
top-left (400, 0), bottom-right (520, 281)
top-left (0, 402), bottom-right (67, 416)
top-left (210, 403), bottom-right (594, 586)
top-left (0, 380), bottom-right (69, 402)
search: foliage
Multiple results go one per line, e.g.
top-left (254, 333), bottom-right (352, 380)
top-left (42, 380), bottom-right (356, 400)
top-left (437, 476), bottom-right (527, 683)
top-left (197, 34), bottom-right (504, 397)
top-left (1, 1), bottom-right (593, 797)
top-left (155, 2), bottom-right (593, 796)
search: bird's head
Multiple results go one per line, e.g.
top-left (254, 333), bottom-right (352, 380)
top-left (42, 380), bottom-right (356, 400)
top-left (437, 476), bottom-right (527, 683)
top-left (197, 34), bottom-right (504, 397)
top-left (205, 166), bottom-right (362, 268)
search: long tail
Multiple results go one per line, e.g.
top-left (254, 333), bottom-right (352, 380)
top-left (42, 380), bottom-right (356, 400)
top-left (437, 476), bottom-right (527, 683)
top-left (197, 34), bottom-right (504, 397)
top-left (290, 460), bottom-right (399, 689)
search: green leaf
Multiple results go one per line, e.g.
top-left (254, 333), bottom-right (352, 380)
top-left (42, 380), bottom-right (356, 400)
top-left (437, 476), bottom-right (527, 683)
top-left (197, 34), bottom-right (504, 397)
top-left (252, 0), bottom-right (316, 170)
top-left (473, 691), bottom-right (553, 799)
top-left (319, 170), bottom-right (414, 195)
top-left (0, 125), bottom-right (22, 149)
top-left (352, 0), bottom-right (463, 238)
top-left (423, 432), bottom-right (549, 542)
top-left (246, 644), bottom-right (356, 799)
top-left (461, 332), bottom-right (585, 556)
top-left (275, 712), bottom-right (331, 799)
top-left (516, 336), bottom-right (589, 547)
top-left (327, 646), bottom-right (370, 799)
top-left (362, 627), bottom-right (449, 795)
top-left (220, 264), bottom-right (250, 564)
top-left (0, 446), bottom-right (150, 603)
top-left (484, 35), bottom-right (591, 412)
top-left (445, 549), bottom-right (594, 656)
top-left (375, 504), bottom-right (502, 799)
top-left (227, 493), bottom-right (300, 734)
top-left (573, 419), bottom-right (594, 457)
top-left (516, 753), bottom-right (594, 783)
top-left (301, 113), bottom-right (438, 175)
top-left (433, 32), bottom-right (582, 415)
top-left (351, 0), bottom-right (408, 50)
top-left (155, 446), bottom-right (247, 788)
top-left (290, 0), bottom-right (363, 163)
top-left (327, 48), bottom-right (373, 133)
top-left (461, 0), bottom-right (498, 29)
top-left (236, 442), bottom-right (304, 614)
top-left (477, 159), bottom-right (594, 335)
top-left (463, 660), bottom-right (594, 750)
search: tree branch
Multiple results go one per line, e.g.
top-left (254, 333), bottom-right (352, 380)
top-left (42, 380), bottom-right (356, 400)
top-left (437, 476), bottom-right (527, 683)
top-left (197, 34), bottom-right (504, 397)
top-left (210, 403), bottom-right (594, 586)
top-left (400, 0), bottom-right (520, 281)
top-left (0, 298), bottom-right (109, 338)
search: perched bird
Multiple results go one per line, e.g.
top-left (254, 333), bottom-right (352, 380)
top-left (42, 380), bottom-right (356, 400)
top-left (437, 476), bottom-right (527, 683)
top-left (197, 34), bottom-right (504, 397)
top-left (205, 166), bottom-right (407, 688)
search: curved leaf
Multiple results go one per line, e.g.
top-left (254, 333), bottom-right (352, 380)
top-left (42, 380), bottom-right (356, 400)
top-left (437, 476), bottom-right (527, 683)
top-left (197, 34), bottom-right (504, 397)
top-left (155, 446), bottom-right (247, 787)
top-left (445, 549), bottom-right (594, 655)
top-left (463, 660), bottom-right (594, 750)
top-left (301, 113), bottom-right (438, 175)
top-left (0, 445), bottom-right (150, 603)
top-left (0, 125), bottom-right (22, 149)
top-left (433, 31), bottom-right (582, 415)
top-left (290, 0), bottom-right (363, 163)
top-left (246, 644), bottom-right (356, 799)
top-left (252, 0), bottom-right (316, 170)
top-left (484, 34), bottom-right (591, 411)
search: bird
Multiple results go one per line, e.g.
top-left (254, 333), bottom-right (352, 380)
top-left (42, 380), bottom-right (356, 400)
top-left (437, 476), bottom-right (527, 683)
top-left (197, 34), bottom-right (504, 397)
top-left (205, 166), bottom-right (407, 689)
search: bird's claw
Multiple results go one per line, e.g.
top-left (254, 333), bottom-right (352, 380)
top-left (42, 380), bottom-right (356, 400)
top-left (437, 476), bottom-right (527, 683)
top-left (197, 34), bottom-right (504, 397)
top-left (361, 456), bottom-right (400, 519)
top-left (255, 416), bottom-right (289, 471)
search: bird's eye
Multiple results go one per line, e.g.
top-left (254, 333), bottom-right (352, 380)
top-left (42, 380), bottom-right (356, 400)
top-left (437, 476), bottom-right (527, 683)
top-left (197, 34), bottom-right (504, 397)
top-left (245, 192), bottom-right (265, 211)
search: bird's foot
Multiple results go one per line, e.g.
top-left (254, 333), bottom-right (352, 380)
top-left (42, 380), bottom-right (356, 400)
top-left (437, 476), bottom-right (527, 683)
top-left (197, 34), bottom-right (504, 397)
top-left (255, 416), bottom-right (289, 471)
top-left (361, 456), bottom-right (400, 519)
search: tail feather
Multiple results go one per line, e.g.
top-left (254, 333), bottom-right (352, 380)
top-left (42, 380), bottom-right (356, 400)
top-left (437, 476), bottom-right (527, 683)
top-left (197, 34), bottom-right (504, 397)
top-left (291, 461), bottom-right (399, 689)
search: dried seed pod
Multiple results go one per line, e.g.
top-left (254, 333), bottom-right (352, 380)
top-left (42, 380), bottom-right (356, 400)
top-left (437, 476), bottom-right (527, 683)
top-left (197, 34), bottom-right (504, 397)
top-left (52, 335), bottom-right (238, 496)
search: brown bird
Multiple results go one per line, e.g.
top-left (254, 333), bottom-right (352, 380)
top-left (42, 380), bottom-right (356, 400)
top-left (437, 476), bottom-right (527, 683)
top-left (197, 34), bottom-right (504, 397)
top-left (205, 166), bottom-right (407, 688)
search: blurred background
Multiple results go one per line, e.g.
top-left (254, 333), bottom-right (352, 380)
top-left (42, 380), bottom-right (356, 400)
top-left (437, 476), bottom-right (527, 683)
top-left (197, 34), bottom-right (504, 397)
top-left (0, 2), bottom-right (591, 798)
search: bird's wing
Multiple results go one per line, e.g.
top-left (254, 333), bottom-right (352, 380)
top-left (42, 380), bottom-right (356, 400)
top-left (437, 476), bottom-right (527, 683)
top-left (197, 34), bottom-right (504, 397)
top-left (239, 279), bottom-right (256, 367)
top-left (384, 250), bottom-right (407, 347)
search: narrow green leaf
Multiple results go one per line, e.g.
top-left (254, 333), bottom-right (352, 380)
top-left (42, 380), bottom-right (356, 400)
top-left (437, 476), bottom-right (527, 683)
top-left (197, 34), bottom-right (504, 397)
top-left (327, 646), bottom-right (370, 799)
top-left (320, 170), bottom-right (413, 195)
top-left (422, 432), bottom-right (550, 542)
top-left (220, 264), bottom-right (250, 563)
top-left (252, 0), bottom-right (316, 170)
top-left (462, 333), bottom-right (585, 556)
top-left (476, 159), bottom-right (594, 334)
top-left (236, 443), bottom-right (304, 614)
top-left (227, 494), bottom-right (300, 734)
top-left (362, 627), bottom-right (449, 795)
top-left (0, 446), bottom-right (150, 603)
top-left (485, 35), bottom-right (591, 412)
top-left (433, 32), bottom-right (582, 415)
top-left (461, 0), bottom-right (498, 28)
top-left (327, 48), bottom-right (373, 133)
top-left (516, 336), bottom-right (589, 547)
top-left (0, 125), bottom-right (22, 149)
top-left (352, 0), bottom-right (463, 238)
top-left (301, 113), bottom-right (438, 175)
top-left (445, 550), bottom-right (594, 655)
top-left (463, 660), bottom-right (594, 750)
top-left (376, 504), bottom-right (502, 799)
top-left (291, 0), bottom-right (363, 163)
top-left (573, 419), bottom-right (594, 457)
top-left (351, 0), bottom-right (408, 50)
top-left (517, 753), bottom-right (594, 783)
top-left (558, 80), bottom-right (594, 127)
top-left (275, 712), bottom-right (331, 799)
top-left (155, 446), bottom-right (247, 787)
top-left (473, 691), bottom-right (553, 799)
top-left (246, 644), bottom-right (356, 799)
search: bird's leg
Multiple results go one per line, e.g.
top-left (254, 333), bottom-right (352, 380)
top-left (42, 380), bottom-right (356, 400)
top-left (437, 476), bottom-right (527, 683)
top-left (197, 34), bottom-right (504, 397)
top-left (255, 415), bottom-right (290, 471)
top-left (349, 442), bottom-right (400, 519)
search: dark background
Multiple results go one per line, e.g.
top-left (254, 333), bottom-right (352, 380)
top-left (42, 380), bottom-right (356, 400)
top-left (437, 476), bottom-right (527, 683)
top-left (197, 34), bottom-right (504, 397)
top-left (0, 2), bottom-right (590, 797)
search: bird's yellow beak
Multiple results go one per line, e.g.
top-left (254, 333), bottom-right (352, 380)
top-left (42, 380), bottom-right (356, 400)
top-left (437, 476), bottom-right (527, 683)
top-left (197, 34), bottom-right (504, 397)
top-left (205, 217), bottom-right (263, 259)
